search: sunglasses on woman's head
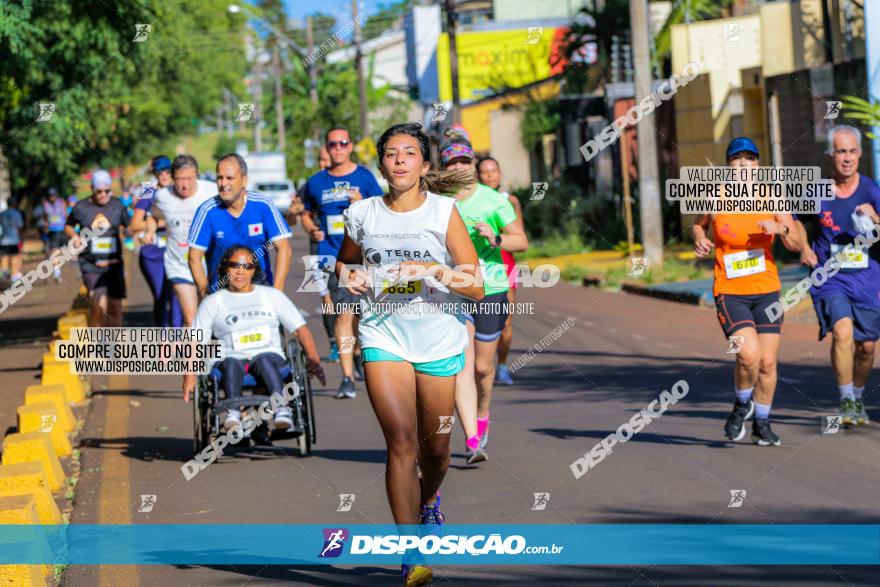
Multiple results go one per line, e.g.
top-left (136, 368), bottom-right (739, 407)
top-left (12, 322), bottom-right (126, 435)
top-left (227, 262), bottom-right (255, 270)
top-left (327, 140), bottom-right (350, 149)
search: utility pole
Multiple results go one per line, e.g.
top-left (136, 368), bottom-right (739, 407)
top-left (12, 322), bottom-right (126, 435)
top-left (352, 0), bottom-right (368, 137)
top-left (629, 0), bottom-right (663, 268)
top-left (272, 40), bottom-right (285, 151)
top-left (306, 16), bottom-right (319, 105)
top-left (444, 0), bottom-right (462, 123)
top-left (252, 34), bottom-right (264, 152)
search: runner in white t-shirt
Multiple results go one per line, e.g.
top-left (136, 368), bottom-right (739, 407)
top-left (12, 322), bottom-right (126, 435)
top-left (184, 244), bottom-right (325, 431)
top-left (336, 122), bottom-right (483, 587)
top-left (130, 155), bottom-right (218, 326)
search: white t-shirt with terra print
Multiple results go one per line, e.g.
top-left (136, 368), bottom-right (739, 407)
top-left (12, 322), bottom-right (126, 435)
top-left (344, 192), bottom-right (468, 363)
top-left (193, 285), bottom-right (306, 361)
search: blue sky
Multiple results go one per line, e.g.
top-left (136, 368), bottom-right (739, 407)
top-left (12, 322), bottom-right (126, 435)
top-left (282, 0), bottom-right (379, 24)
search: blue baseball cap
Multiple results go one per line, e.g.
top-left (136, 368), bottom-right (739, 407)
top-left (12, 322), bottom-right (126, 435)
top-left (152, 156), bottom-right (171, 172)
top-left (726, 137), bottom-right (759, 160)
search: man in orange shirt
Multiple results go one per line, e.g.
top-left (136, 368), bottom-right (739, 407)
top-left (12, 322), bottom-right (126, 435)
top-left (693, 138), bottom-right (802, 446)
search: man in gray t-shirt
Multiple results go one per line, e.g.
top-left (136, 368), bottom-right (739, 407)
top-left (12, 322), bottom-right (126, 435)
top-left (0, 197), bottom-right (25, 283)
top-left (64, 170), bottom-right (131, 326)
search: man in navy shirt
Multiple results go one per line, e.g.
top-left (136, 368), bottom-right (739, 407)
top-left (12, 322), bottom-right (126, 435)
top-left (301, 127), bottom-right (383, 399)
top-left (188, 153), bottom-right (292, 297)
top-left (796, 125), bottom-right (880, 427)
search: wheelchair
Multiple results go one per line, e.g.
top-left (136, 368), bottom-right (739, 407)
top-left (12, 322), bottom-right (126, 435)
top-left (192, 336), bottom-right (316, 457)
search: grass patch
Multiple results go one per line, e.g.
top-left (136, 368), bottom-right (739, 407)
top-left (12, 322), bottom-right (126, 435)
top-left (600, 258), bottom-right (711, 289)
top-left (521, 230), bottom-right (590, 260)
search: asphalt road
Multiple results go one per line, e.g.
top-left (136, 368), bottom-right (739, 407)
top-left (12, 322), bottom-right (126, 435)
top-left (55, 231), bottom-right (879, 585)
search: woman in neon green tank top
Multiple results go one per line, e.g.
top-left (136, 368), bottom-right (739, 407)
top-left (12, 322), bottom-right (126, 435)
top-left (440, 130), bottom-right (529, 465)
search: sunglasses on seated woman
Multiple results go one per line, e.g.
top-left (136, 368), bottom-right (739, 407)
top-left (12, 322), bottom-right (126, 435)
top-left (227, 262), bottom-right (255, 270)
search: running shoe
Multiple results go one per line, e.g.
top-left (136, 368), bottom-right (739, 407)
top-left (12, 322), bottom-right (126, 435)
top-left (335, 377), bottom-right (356, 399)
top-left (402, 564), bottom-right (432, 586)
top-left (855, 399), bottom-right (870, 425)
top-left (420, 494), bottom-right (445, 526)
top-left (751, 418), bottom-right (781, 446)
top-left (477, 417), bottom-right (490, 450)
top-left (465, 447), bottom-right (488, 464)
top-left (723, 399), bottom-right (754, 442)
top-left (495, 364), bottom-right (514, 386)
top-left (353, 354), bottom-right (365, 381)
top-left (10, 273), bottom-right (23, 284)
top-left (840, 398), bottom-right (858, 426)
top-left (53, 267), bottom-right (62, 283)
top-left (326, 343), bottom-right (340, 363)
top-left (273, 406), bottom-right (294, 430)
top-left (223, 409), bottom-right (242, 432)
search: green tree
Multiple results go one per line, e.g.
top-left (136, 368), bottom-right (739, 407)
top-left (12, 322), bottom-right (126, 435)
top-left (0, 0), bottom-right (248, 196)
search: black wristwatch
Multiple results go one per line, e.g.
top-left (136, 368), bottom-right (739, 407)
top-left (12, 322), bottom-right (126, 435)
top-left (494, 234), bottom-right (502, 247)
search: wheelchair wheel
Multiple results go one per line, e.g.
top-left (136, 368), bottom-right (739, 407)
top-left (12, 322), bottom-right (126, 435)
top-left (292, 347), bottom-right (314, 457)
top-left (192, 381), bottom-right (209, 453)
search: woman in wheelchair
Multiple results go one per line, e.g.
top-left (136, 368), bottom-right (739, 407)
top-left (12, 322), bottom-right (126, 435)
top-left (183, 245), bottom-right (325, 432)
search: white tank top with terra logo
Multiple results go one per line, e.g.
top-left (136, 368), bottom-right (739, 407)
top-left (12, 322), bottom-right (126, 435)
top-left (344, 192), bottom-right (468, 363)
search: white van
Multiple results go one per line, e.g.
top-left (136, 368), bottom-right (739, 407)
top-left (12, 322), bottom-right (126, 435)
top-left (243, 152), bottom-right (295, 212)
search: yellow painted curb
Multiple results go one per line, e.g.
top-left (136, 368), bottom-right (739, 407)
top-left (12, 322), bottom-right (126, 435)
top-left (16, 404), bottom-right (72, 457)
top-left (1, 433), bottom-right (66, 492)
top-left (41, 352), bottom-right (64, 367)
top-left (57, 314), bottom-right (87, 340)
top-left (40, 368), bottom-right (86, 404)
top-left (0, 463), bottom-right (62, 524)
top-left (24, 386), bottom-right (74, 433)
top-left (0, 495), bottom-right (49, 585)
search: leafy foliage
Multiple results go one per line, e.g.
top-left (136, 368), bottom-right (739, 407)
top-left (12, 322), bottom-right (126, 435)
top-left (0, 0), bottom-right (248, 194)
top-left (842, 95), bottom-right (880, 138)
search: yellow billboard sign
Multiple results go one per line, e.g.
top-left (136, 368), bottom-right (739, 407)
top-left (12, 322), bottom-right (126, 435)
top-left (437, 28), bottom-right (561, 103)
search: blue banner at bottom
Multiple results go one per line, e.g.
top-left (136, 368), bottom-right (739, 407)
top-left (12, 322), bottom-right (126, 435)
top-left (0, 525), bottom-right (877, 565)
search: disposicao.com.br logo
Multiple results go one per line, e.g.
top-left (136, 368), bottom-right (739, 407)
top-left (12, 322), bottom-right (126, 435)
top-left (318, 528), bottom-right (564, 557)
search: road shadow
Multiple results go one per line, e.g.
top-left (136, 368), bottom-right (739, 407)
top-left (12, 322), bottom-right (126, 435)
top-left (0, 314), bottom-right (56, 345)
top-left (154, 562), bottom-right (880, 585)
